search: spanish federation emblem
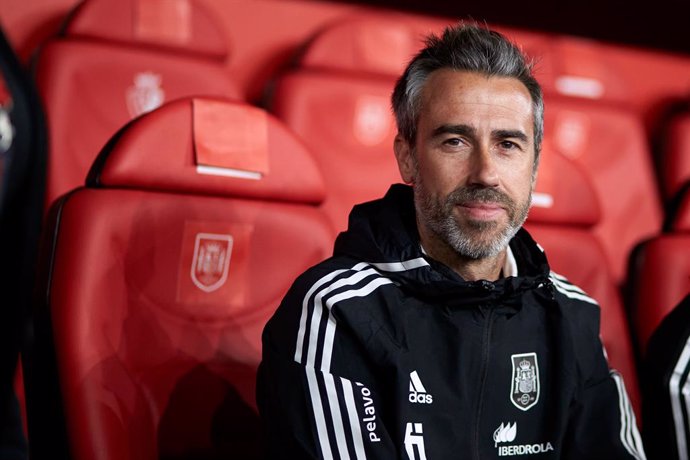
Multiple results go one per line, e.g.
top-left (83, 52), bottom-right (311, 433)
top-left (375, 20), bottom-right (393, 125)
top-left (190, 233), bottom-right (233, 293)
top-left (510, 352), bottom-right (540, 411)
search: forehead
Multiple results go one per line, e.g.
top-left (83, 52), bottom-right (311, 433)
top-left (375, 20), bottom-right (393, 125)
top-left (418, 69), bottom-right (534, 133)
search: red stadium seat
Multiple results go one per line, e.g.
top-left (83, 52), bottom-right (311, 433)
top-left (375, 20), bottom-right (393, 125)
top-left (549, 38), bottom-right (631, 103)
top-left (631, 191), bottom-right (690, 354)
top-left (34, 0), bottom-right (243, 208)
top-left (661, 112), bottom-right (690, 202)
top-left (26, 97), bottom-right (332, 459)
top-left (503, 30), bottom-right (663, 283)
top-left (526, 140), bottom-right (642, 417)
top-left (497, 30), bottom-right (633, 104)
top-left (63, 0), bottom-right (227, 59)
top-left (271, 15), bottom-right (448, 234)
top-left (545, 97), bottom-right (662, 283)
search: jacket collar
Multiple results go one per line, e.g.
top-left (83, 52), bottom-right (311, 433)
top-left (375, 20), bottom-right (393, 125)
top-left (334, 184), bottom-right (552, 306)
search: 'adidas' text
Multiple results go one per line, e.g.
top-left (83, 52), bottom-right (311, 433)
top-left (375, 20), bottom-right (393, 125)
top-left (409, 371), bottom-right (433, 404)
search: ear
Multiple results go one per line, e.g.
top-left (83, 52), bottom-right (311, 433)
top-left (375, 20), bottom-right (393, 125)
top-left (394, 134), bottom-right (416, 184)
top-left (531, 167), bottom-right (538, 188)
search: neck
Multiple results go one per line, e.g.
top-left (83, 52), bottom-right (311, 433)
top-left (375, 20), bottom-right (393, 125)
top-left (419, 227), bottom-right (506, 282)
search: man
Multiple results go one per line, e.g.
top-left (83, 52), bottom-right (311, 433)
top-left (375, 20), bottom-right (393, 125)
top-left (257, 23), bottom-right (646, 459)
top-left (641, 293), bottom-right (690, 460)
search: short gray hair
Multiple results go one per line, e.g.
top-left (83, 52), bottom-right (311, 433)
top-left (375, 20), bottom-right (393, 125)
top-left (392, 23), bottom-right (544, 163)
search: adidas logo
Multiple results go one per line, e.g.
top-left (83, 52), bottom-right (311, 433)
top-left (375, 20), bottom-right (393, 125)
top-left (408, 371), bottom-right (433, 404)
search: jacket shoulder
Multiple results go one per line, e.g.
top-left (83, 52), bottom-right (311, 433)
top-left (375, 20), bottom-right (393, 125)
top-left (548, 271), bottom-right (611, 379)
top-left (261, 256), bottom-right (363, 350)
top-left (549, 271), bottom-right (600, 313)
top-left (548, 271), bottom-right (602, 352)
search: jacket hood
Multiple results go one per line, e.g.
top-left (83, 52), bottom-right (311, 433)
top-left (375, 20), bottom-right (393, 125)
top-left (333, 184), bottom-right (552, 306)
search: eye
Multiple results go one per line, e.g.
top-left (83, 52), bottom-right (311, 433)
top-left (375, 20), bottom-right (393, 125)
top-left (499, 140), bottom-right (518, 150)
top-left (442, 137), bottom-right (466, 148)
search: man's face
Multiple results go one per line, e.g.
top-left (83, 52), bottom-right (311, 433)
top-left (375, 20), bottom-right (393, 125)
top-left (394, 69), bottom-right (536, 260)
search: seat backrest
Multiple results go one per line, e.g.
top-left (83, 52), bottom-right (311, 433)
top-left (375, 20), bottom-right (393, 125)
top-left (271, 15), bottom-right (448, 235)
top-left (63, 0), bottom-right (227, 59)
top-left (496, 28), bottom-right (631, 104)
top-left (548, 38), bottom-right (631, 103)
top-left (640, 293), bottom-right (690, 460)
top-left (545, 97), bottom-right (662, 282)
top-left (631, 191), bottom-right (690, 353)
top-left (28, 97), bottom-right (332, 460)
top-left (661, 112), bottom-right (690, 202)
top-left (34, 0), bottom-right (243, 208)
top-left (525, 140), bottom-right (642, 416)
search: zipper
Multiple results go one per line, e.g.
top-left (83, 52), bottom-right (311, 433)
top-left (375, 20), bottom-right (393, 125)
top-left (473, 305), bottom-right (495, 460)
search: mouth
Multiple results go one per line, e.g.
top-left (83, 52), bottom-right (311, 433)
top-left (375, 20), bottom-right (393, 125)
top-left (457, 202), bottom-right (506, 220)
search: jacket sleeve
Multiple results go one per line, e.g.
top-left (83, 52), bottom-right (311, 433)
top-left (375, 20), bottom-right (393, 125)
top-left (641, 294), bottom-right (690, 460)
top-left (562, 331), bottom-right (647, 459)
top-left (256, 274), bottom-right (396, 460)
top-left (564, 368), bottom-right (646, 459)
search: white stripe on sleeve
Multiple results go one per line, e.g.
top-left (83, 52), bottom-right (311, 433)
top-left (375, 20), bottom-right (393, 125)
top-left (341, 378), bottom-right (367, 460)
top-left (612, 372), bottom-right (646, 459)
top-left (671, 338), bottom-right (690, 460)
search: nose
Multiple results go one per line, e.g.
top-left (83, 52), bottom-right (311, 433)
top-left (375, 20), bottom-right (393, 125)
top-left (467, 146), bottom-right (499, 187)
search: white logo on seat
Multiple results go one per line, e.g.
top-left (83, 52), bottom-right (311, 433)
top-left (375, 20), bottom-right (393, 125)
top-left (353, 95), bottom-right (391, 146)
top-left (404, 423), bottom-right (427, 460)
top-left (190, 233), bottom-right (233, 292)
top-left (126, 72), bottom-right (165, 118)
top-left (493, 422), bottom-right (517, 447)
top-left (408, 371), bottom-right (433, 404)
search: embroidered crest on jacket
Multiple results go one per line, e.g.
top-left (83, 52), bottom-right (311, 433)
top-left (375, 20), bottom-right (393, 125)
top-left (510, 352), bottom-right (540, 411)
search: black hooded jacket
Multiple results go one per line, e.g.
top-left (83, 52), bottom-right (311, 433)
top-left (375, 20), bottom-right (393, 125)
top-left (257, 184), bottom-right (646, 459)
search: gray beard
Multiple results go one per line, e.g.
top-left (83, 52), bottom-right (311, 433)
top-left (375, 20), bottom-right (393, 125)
top-left (414, 181), bottom-right (531, 260)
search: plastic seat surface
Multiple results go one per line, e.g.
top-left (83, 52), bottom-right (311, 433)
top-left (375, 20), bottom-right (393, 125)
top-left (544, 97), bottom-right (662, 281)
top-left (632, 192), bottom-right (690, 352)
top-left (31, 98), bottom-right (332, 459)
top-left (34, 0), bottom-right (242, 208)
top-left (63, 0), bottom-right (227, 59)
top-left (273, 71), bottom-right (401, 233)
top-left (661, 113), bottom-right (690, 201)
top-left (272, 15), bottom-right (449, 234)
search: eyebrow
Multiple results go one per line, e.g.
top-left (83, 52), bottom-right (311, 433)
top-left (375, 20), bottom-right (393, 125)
top-left (493, 129), bottom-right (529, 144)
top-left (432, 124), bottom-right (476, 138)
top-left (431, 124), bottom-right (530, 144)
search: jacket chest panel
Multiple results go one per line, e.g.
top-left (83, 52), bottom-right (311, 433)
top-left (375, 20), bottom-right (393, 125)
top-left (388, 303), bottom-right (574, 459)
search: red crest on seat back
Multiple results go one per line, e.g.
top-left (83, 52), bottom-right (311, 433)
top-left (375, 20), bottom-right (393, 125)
top-left (64, 0), bottom-right (228, 60)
